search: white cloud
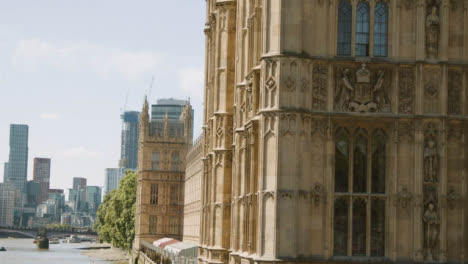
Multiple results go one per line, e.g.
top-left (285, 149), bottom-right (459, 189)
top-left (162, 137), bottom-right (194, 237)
top-left (177, 68), bottom-right (204, 100)
top-left (40, 113), bottom-right (60, 120)
top-left (58, 146), bottom-right (102, 158)
top-left (12, 39), bottom-right (160, 80)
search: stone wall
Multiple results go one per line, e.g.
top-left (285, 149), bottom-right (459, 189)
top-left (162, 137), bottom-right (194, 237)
top-left (183, 135), bottom-right (204, 244)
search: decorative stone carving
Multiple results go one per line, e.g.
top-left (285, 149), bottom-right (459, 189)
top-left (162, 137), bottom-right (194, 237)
top-left (398, 120), bottom-right (415, 141)
top-left (399, 67), bottom-right (415, 114)
top-left (264, 60), bottom-right (278, 108)
top-left (312, 63), bottom-right (328, 111)
top-left (446, 186), bottom-right (463, 209)
top-left (422, 121), bottom-right (440, 261)
top-left (426, 3), bottom-right (440, 59)
top-left (335, 64), bottom-right (390, 113)
top-left (448, 69), bottom-right (462, 115)
top-left (280, 113), bottom-right (296, 137)
top-left (424, 68), bottom-right (440, 97)
top-left (398, 0), bottom-right (415, 8)
top-left (395, 186), bottom-right (413, 208)
top-left (448, 123), bottom-right (464, 141)
top-left (310, 182), bottom-right (326, 206)
top-left (424, 139), bottom-right (439, 183)
top-left (279, 190), bottom-right (295, 199)
top-left (451, 0), bottom-right (463, 9)
top-left (423, 202), bottom-right (440, 261)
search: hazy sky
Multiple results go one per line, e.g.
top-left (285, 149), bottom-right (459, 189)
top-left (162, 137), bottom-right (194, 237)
top-left (0, 1), bottom-right (206, 194)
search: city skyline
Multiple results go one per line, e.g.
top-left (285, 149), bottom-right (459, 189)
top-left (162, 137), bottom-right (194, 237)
top-left (0, 1), bottom-right (206, 192)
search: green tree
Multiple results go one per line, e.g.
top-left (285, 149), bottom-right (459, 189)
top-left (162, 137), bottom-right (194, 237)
top-left (94, 170), bottom-right (136, 250)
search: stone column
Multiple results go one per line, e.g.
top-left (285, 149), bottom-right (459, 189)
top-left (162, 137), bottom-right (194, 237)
top-left (392, 0), bottom-right (401, 59)
top-left (390, 121), bottom-right (399, 261)
top-left (416, 0), bottom-right (426, 60)
top-left (328, 0), bottom-right (337, 56)
top-left (324, 117), bottom-right (334, 258)
top-left (464, 0), bottom-right (468, 61)
top-left (440, 0), bottom-right (450, 61)
top-left (441, 65), bottom-right (448, 115)
top-left (439, 120), bottom-right (448, 262)
top-left (413, 120), bottom-right (424, 261)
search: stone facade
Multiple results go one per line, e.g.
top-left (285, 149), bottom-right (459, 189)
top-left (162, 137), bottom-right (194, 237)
top-left (133, 98), bottom-right (193, 250)
top-left (183, 135), bottom-right (204, 244)
top-left (199, 1), bottom-right (468, 264)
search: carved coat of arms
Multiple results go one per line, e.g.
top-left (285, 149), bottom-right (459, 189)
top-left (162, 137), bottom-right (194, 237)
top-left (335, 63), bottom-right (390, 113)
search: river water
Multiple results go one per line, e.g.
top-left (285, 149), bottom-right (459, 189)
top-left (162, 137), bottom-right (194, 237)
top-left (0, 238), bottom-right (108, 264)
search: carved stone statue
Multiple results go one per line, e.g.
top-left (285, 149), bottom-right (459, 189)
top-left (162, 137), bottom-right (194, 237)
top-left (373, 70), bottom-right (389, 112)
top-left (426, 6), bottom-right (440, 59)
top-left (336, 68), bottom-right (354, 111)
top-left (424, 139), bottom-right (438, 183)
top-left (423, 203), bottom-right (440, 261)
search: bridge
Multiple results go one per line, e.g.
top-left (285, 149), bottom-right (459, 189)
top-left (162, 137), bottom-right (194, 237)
top-left (0, 226), bottom-right (98, 239)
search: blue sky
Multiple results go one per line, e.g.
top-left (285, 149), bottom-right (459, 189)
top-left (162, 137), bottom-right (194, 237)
top-left (0, 0), bottom-right (206, 193)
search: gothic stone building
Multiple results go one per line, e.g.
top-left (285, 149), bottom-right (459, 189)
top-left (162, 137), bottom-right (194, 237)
top-left (133, 98), bottom-right (193, 250)
top-left (199, 0), bottom-right (468, 264)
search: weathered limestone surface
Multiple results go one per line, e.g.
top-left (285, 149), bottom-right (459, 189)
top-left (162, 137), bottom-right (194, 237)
top-left (196, 0), bottom-right (468, 264)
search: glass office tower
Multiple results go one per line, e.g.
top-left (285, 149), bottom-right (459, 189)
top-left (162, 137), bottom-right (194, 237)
top-left (6, 124), bottom-right (29, 198)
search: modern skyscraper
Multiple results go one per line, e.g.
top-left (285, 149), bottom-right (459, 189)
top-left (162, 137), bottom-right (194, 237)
top-left (3, 162), bottom-right (8, 183)
top-left (72, 177), bottom-right (87, 190)
top-left (26, 180), bottom-right (40, 206)
top-left (104, 168), bottom-right (124, 195)
top-left (6, 124), bottom-right (29, 198)
top-left (150, 98), bottom-right (194, 139)
top-left (33, 158), bottom-right (51, 203)
top-left (0, 182), bottom-right (16, 226)
top-left (72, 177), bottom-right (87, 209)
top-left (119, 111), bottom-right (140, 169)
top-left (85, 186), bottom-right (102, 215)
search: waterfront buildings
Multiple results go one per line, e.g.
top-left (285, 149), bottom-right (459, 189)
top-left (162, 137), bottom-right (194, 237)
top-left (6, 124), bottom-right (29, 202)
top-left (33, 158), bottom-right (51, 203)
top-left (133, 98), bottom-right (193, 249)
top-left (120, 111), bottom-right (140, 169)
top-left (104, 168), bottom-right (125, 194)
top-left (0, 183), bottom-right (16, 226)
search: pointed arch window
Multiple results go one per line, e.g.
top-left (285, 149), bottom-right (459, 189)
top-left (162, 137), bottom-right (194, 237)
top-left (337, 0), bottom-right (352, 56)
top-left (374, 2), bottom-right (389, 57)
top-left (333, 128), bottom-right (387, 257)
top-left (356, 1), bottom-right (370, 56)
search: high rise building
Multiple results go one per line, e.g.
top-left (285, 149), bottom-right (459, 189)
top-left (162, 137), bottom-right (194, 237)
top-left (68, 188), bottom-right (86, 212)
top-left (85, 186), bottom-right (102, 215)
top-left (104, 168), bottom-right (125, 195)
top-left (119, 111), bottom-right (140, 169)
top-left (3, 162), bottom-right (8, 183)
top-left (33, 158), bottom-right (51, 203)
top-left (72, 177), bottom-right (87, 190)
top-left (26, 180), bottom-right (40, 206)
top-left (151, 99), bottom-right (194, 140)
top-left (0, 183), bottom-right (16, 226)
top-left (6, 124), bottom-right (29, 198)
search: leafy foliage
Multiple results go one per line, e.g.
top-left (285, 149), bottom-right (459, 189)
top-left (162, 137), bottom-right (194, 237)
top-left (94, 170), bottom-right (136, 250)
